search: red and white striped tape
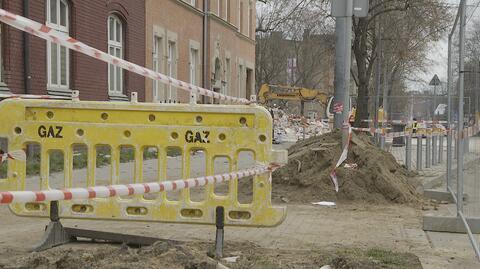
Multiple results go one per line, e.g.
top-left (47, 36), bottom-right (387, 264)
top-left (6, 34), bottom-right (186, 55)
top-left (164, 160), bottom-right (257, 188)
top-left (0, 150), bottom-right (26, 163)
top-left (329, 123), bottom-right (352, 192)
top-left (0, 165), bottom-right (278, 205)
top-left (0, 8), bottom-right (249, 105)
top-left (0, 93), bottom-right (71, 100)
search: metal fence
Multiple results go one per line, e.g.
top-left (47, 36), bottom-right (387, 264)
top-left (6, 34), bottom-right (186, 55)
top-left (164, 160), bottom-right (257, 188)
top-left (443, 0), bottom-right (480, 260)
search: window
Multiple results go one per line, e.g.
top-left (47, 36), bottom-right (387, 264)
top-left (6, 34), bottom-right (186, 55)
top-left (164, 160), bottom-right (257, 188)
top-left (225, 58), bottom-right (231, 96)
top-left (248, 1), bottom-right (253, 37)
top-left (153, 35), bottom-right (164, 102)
top-left (167, 41), bottom-right (177, 101)
top-left (238, 64), bottom-right (243, 98)
top-left (226, 0), bottom-right (231, 22)
top-left (189, 48), bottom-right (198, 86)
top-left (108, 15), bottom-right (124, 96)
top-left (47, 0), bottom-right (69, 92)
top-left (190, 0), bottom-right (196, 7)
top-left (239, 1), bottom-right (244, 33)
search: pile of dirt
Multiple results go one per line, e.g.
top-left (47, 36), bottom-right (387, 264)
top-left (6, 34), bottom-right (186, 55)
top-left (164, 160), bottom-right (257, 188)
top-left (1, 241), bottom-right (422, 269)
top-left (272, 131), bottom-right (421, 204)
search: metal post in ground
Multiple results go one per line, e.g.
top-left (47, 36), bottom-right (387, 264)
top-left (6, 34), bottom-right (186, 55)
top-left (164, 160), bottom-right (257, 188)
top-left (333, 0), bottom-right (353, 133)
top-left (426, 135), bottom-right (432, 168)
top-left (446, 33), bottom-right (453, 191)
top-left (457, 0), bottom-right (466, 214)
top-left (439, 134), bottom-right (444, 163)
top-left (215, 206), bottom-right (225, 258)
top-left (432, 135), bottom-right (438, 165)
top-left (417, 136), bottom-right (423, 171)
top-left (405, 135), bottom-right (412, 170)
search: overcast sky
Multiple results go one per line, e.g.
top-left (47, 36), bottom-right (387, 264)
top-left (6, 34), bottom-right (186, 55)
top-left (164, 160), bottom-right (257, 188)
top-left (419, 0), bottom-right (479, 92)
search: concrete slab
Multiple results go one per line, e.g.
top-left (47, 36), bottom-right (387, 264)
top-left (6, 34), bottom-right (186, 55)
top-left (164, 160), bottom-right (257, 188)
top-left (423, 215), bottom-right (480, 233)
top-left (423, 189), bottom-right (468, 203)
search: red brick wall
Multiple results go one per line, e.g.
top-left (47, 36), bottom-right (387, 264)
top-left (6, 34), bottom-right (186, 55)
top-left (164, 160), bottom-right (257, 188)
top-left (2, 0), bottom-right (145, 101)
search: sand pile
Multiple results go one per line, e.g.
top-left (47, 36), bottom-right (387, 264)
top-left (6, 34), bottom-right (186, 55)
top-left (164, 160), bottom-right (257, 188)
top-left (272, 131), bottom-right (421, 204)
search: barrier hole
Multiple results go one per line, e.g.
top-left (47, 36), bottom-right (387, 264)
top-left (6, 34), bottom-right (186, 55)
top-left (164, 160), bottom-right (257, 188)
top-left (119, 146), bottom-right (135, 199)
top-left (48, 150), bottom-right (65, 189)
top-left (72, 144), bottom-right (88, 188)
top-left (124, 130), bottom-right (131, 138)
top-left (14, 127), bottom-right (22, 135)
top-left (237, 150), bottom-right (255, 204)
top-left (196, 115), bottom-right (203, 123)
top-left (46, 111), bottom-right (54, 119)
top-left (214, 156), bottom-right (230, 196)
top-left (239, 117), bottom-right (247, 125)
top-left (149, 114), bottom-right (156, 122)
top-left (166, 147), bottom-right (182, 201)
top-left (25, 203), bottom-right (46, 212)
top-left (95, 145), bottom-right (111, 187)
top-left (143, 147), bottom-right (160, 200)
top-left (25, 143), bottom-right (42, 191)
top-left (259, 134), bottom-right (267, 142)
top-left (101, 113), bottom-right (109, 120)
top-left (171, 132), bottom-right (179, 140)
top-left (190, 149), bottom-right (206, 202)
top-left (76, 129), bottom-right (84, 137)
top-left (127, 207), bottom-right (148, 216)
top-left (229, 211), bottom-right (251, 220)
top-left (258, 182), bottom-right (265, 188)
top-left (0, 138), bottom-right (8, 179)
top-left (180, 209), bottom-right (203, 218)
top-left (72, 204), bottom-right (94, 213)
top-left (218, 133), bottom-right (226, 141)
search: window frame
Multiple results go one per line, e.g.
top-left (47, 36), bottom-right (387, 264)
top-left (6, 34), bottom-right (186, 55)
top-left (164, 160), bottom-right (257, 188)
top-left (152, 34), bottom-right (165, 102)
top-left (107, 14), bottom-right (125, 97)
top-left (46, 0), bottom-right (70, 93)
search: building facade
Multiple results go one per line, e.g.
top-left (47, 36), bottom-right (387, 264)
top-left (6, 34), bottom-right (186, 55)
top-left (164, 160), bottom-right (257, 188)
top-left (0, 0), bottom-right (146, 101)
top-left (145, 0), bottom-right (256, 103)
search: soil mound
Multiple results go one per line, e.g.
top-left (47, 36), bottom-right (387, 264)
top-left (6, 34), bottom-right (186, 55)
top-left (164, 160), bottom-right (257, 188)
top-left (272, 131), bottom-right (421, 204)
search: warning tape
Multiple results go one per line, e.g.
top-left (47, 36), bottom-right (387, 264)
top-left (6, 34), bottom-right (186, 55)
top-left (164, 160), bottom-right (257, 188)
top-left (329, 123), bottom-right (352, 192)
top-left (0, 93), bottom-right (72, 100)
top-left (0, 8), bottom-right (249, 105)
top-left (0, 165), bottom-right (278, 205)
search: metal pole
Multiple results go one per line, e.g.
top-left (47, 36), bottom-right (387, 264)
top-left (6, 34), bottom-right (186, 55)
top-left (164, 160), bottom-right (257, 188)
top-left (374, 17), bottom-right (382, 145)
top-left (477, 61), bottom-right (480, 119)
top-left (457, 0), bottom-right (466, 215)
top-left (433, 84), bottom-right (437, 120)
top-left (380, 60), bottom-right (388, 150)
top-left (417, 136), bottom-right (423, 171)
top-left (215, 206), bottom-right (225, 258)
top-left (439, 134), bottom-right (444, 163)
top-left (426, 134), bottom-right (432, 168)
top-left (333, 0), bottom-right (353, 131)
top-left (406, 135), bottom-right (412, 170)
top-left (432, 135), bottom-right (438, 165)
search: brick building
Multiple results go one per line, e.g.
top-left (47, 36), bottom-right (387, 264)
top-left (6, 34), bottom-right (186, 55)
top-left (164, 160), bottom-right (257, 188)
top-left (145, 0), bottom-right (256, 103)
top-left (0, 0), bottom-right (146, 101)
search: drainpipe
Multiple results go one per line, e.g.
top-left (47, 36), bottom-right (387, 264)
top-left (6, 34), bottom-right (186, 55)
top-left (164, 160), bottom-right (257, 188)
top-left (23, 0), bottom-right (31, 94)
top-left (202, 0), bottom-right (210, 103)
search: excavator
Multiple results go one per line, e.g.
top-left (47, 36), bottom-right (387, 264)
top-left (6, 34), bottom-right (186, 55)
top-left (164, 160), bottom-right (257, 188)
top-left (257, 84), bottom-right (333, 118)
top-left (257, 84), bottom-right (385, 123)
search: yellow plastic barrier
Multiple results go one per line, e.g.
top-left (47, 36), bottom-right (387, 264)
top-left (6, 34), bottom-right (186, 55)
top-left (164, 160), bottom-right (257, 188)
top-left (0, 97), bottom-right (286, 227)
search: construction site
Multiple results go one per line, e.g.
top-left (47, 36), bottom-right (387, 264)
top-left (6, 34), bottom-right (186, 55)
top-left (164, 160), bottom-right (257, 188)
top-left (0, 0), bottom-right (480, 269)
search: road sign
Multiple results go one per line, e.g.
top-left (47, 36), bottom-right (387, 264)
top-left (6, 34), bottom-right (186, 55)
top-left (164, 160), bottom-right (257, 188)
top-left (429, 74), bottom-right (441, 86)
top-left (332, 0), bottom-right (369, 18)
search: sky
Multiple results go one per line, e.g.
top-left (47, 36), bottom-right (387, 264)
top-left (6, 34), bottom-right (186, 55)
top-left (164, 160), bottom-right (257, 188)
top-left (418, 0), bottom-right (479, 92)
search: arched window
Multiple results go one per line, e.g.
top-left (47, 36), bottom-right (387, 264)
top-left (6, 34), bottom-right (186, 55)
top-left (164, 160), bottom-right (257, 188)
top-left (47, 0), bottom-right (69, 92)
top-left (108, 15), bottom-right (124, 96)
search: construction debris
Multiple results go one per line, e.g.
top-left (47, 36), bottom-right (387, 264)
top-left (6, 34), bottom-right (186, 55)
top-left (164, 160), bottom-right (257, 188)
top-left (272, 131), bottom-right (421, 204)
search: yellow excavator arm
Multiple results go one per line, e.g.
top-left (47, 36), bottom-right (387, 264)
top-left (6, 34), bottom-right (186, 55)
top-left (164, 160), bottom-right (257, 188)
top-left (258, 84), bottom-right (330, 105)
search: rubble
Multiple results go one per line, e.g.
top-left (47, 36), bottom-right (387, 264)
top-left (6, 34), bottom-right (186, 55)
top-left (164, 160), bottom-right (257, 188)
top-left (271, 130), bottom-right (422, 204)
